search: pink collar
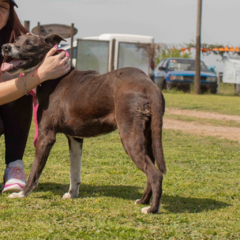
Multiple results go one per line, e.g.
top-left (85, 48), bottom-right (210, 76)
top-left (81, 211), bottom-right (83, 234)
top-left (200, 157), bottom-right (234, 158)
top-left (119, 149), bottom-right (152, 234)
top-left (57, 48), bottom-right (69, 57)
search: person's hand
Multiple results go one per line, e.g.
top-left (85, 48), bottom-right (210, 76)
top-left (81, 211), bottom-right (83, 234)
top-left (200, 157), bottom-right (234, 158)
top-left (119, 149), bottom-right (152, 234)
top-left (37, 46), bottom-right (70, 83)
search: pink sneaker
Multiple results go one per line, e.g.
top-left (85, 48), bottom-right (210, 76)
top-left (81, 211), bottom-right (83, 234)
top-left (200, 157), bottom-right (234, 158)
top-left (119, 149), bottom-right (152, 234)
top-left (2, 160), bottom-right (26, 193)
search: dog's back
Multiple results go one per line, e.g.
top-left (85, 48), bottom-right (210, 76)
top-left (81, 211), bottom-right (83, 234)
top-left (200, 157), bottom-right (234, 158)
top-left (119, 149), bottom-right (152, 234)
top-left (36, 66), bottom-right (161, 139)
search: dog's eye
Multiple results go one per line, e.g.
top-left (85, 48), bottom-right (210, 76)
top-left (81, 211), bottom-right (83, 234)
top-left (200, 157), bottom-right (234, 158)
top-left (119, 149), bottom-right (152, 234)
top-left (26, 41), bottom-right (32, 46)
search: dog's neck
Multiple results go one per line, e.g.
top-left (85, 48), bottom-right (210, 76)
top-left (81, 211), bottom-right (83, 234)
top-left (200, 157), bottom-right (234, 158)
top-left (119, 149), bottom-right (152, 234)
top-left (22, 49), bottom-right (69, 75)
top-left (22, 62), bottom-right (42, 75)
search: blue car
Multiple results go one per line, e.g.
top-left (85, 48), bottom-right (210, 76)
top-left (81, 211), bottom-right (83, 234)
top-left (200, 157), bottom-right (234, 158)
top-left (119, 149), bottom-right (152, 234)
top-left (154, 58), bottom-right (218, 93)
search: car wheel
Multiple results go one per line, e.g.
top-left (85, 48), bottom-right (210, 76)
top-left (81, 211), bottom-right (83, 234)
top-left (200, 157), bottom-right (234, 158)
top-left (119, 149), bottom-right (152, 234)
top-left (180, 85), bottom-right (190, 93)
top-left (210, 87), bottom-right (218, 94)
top-left (162, 80), bottom-right (166, 90)
top-left (166, 82), bottom-right (172, 91)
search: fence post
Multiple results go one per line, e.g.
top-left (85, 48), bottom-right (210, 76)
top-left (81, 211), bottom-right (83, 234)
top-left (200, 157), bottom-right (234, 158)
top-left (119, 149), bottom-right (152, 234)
top-left (24, 21), bottom-right (30, 32)
top-left (70, 23), bottom-right (74, 66)
top-left (194, 0), bottom-right (202, 94)
top-left (110, 39), bottom-right (115, 72)
top-left (37, 22), bottom-right (41, 35)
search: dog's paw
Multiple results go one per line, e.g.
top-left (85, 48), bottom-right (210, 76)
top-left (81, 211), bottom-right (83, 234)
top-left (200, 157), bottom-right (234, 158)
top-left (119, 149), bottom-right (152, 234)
top-left (8, 191), bottom-right (25, 198)
top-left (62, 192), bottom-right (72, 199)
top-left (141, 206), bottom-right (152, 214)
top-left (135, 199), bottom-right (141, 205)
top-left (141, 206), bottom-right (161, 214)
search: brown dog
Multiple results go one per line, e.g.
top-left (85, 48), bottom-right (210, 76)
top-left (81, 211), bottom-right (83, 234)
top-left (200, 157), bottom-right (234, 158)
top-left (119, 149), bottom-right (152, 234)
top-left (1, 34), bottom-right (166, 214)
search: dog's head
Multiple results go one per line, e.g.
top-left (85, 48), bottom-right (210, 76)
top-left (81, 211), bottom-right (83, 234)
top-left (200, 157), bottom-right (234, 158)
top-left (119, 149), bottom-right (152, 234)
top-left (1, 33), bottom-right (65, 75)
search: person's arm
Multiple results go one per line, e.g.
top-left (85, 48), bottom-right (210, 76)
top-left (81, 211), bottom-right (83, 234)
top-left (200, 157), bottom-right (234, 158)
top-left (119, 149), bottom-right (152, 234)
top-left (0, 46), bottom-right (70, 105)
top-left (1, 72), bottom-right (19, 81)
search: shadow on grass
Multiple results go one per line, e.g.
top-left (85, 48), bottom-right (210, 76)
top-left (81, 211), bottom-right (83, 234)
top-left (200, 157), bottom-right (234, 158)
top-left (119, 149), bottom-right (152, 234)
top-left (162, 194), bottom-right (230, 213)
top-left (36, 182), bottom-right (141, 201)
top-left (36, 182), bottom-right (229, 213)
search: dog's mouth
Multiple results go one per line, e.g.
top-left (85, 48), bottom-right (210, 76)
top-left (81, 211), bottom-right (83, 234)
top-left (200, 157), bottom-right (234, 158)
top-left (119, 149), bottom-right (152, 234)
top-left (1, 57), bottom-right (33, 74)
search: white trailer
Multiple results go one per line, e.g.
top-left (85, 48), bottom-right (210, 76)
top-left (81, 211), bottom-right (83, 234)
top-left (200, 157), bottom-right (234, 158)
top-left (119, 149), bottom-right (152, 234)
top-left (222, 58), bottom-right (240, 84)
top-left (62, 34), bottom-right (154, 76)
top-left (222, 58), bottom-right (240, 93)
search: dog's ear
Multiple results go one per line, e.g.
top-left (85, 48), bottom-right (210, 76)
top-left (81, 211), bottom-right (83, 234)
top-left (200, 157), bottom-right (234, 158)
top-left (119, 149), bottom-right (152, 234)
top-left (44, 34), bottom-right (66, 46)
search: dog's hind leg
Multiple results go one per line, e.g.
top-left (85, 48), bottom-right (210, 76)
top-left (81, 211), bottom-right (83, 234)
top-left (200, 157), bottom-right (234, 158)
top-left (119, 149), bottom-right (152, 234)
top-left (8, 130), bottom-right (56, 198)
top-left (119, 127), bottom-right (163, 214)
top-left (62, 136), bottom-right (83, 199)
top-left (135, 181), bottom-right (152, 205)
top-left (135, 125), bottom-right (154, 205)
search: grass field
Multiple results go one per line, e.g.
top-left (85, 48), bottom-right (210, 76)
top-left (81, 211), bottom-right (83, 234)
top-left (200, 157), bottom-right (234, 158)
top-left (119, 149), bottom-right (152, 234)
top-left (163, 82), bottom-right (240, 115)
top-left (0, 83), bottom-right (240, 239)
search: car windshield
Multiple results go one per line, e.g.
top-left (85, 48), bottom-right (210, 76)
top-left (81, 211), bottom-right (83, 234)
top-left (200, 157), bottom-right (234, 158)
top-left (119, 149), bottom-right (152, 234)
top-left (167, 59), bottom-right (208, 72)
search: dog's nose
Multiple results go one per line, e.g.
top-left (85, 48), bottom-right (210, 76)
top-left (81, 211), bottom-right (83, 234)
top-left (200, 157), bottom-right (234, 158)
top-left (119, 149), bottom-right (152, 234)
top-left (3, 44), bottom-right (11, 52)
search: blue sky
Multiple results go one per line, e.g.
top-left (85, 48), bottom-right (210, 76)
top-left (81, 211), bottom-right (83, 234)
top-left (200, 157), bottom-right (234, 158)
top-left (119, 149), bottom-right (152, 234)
top-left (16, 0), bottom-right (240, 71)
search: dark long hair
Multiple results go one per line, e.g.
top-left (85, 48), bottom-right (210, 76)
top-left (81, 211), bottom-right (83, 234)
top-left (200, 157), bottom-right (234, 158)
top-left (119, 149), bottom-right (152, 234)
top-left (0, 2), bottom-right (28, 64)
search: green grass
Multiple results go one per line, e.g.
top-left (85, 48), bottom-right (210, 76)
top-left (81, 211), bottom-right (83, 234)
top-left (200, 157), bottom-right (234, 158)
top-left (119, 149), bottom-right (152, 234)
top-left (0, 118), bottom-right (240, 239)
top-left (1, 89), bottom-right (240, 239)
top-left (218, 82), bottom-right (236, 96)
top-left (163, 82), bottom-right (240, 115)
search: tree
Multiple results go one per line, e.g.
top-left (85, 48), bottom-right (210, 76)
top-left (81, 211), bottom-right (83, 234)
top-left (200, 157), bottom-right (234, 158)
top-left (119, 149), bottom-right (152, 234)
top-left (136, 43), bottom-right (192, 69)
top-left (155, 48), bottom-right (192, 65)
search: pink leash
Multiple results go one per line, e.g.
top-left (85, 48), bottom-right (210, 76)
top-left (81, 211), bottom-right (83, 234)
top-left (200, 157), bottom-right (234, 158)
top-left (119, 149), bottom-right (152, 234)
top-left (29, 89), bottom-right (38, 147)
top-left (19, 73), bottom-right (38, 147)
top-left (20, 49), bottom-right (69, 147)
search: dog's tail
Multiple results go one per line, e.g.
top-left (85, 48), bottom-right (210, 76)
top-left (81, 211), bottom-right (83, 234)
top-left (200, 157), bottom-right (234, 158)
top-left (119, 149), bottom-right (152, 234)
top-left (149, 88), bottom-right (166, 174)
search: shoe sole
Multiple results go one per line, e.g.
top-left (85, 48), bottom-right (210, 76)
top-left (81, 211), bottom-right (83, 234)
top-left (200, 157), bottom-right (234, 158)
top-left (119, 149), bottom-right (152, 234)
top-left (2, 183), bottom-right (25, 193)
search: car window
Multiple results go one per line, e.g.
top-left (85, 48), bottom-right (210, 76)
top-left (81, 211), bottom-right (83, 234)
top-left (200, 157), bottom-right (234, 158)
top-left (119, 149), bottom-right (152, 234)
top-left (166, 59), bottom-right (208, 72)
top-left (162, 60), bottom-right (167, 68)
top-left (156, 60), bottom-right (164, 70)
top-left (200, 61), bottom-right (208, 72)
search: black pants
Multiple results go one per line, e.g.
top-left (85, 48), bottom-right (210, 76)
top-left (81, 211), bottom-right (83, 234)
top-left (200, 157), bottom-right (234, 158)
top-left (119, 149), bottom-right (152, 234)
top-left (0, 95), bottom-right (32, 165)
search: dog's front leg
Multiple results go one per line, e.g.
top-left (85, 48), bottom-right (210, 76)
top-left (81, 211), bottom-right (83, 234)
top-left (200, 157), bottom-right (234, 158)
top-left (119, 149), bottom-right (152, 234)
top-left (8, 131), bottom-right (56, 198)
top-left (63, 136), bottom-right (83, 199)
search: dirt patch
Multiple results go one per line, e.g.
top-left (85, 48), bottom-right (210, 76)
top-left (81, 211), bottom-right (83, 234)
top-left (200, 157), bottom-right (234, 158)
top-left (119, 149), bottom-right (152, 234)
top-left (164, 108), bottom-right (240, 143)
top-left (166, 108), bottom-right (240, 122)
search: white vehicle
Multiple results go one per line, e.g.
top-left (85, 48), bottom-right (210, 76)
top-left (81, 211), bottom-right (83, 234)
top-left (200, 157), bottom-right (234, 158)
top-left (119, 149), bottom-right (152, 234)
top-left (223, 57), bottom-right (240, 84)
top-left (62, 34), bottom-right (154, 76)
top-left (222, 57), bottom-right (240, 94)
